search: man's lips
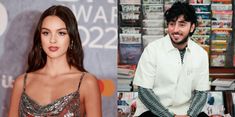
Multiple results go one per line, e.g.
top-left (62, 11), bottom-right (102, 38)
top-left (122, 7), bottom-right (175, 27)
top-left (172, 34), bottom-right (181, 38)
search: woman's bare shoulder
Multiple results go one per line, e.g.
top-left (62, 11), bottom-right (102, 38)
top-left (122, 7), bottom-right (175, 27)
top-left (14, 71), bottom-right (40, 87)
top-left (82, 72), bottom-right (98, 84)
top-left (80, 72), bottom-right (100, 97)
top-left (12, 73), bottom-right (27, 92)
top-left (78, 72), bottom-right (99, 91)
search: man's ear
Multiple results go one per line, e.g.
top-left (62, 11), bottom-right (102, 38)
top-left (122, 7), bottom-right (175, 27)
top-left (190, 23), bottom-right (196, 33)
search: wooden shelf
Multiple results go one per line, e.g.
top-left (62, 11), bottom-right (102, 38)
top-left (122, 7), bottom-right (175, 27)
top-left (209, 67), bottom-right (235, 79)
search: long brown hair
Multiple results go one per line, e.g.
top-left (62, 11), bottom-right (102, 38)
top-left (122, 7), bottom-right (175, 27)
top-left (27, 5), bottom-right (86, 72)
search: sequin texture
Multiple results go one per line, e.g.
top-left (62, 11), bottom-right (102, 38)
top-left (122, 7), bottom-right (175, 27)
top-left (18, 73), bottom-right (85, 117)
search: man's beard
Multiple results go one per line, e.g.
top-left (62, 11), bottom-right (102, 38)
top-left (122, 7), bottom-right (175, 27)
top-left (170, 33), bottom-right (189, 45)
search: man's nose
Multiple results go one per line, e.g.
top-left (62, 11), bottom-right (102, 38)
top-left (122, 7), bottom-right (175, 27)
top-left (173, 24), bottom-right (180, 32)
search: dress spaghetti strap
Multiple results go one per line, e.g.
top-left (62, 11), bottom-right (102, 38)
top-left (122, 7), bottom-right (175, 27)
top-left (23, 73), bottom-right (28, 92)
top-left (77, 72), bottom-right (85, 91)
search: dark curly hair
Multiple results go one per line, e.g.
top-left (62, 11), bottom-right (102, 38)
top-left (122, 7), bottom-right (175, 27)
top-left (164, 1), bottom-right (197, 36)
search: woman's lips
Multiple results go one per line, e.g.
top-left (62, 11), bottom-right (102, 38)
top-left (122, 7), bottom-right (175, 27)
top-left (48, 46), bottom-right (59, 52)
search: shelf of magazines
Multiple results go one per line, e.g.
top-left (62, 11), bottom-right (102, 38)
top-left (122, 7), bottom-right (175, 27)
top-left (118, 0), bottom-right (143, 67)
top-left (118, 0), bottom-right (142, 92)
top-left (190, 0), bottom-right (234, 67)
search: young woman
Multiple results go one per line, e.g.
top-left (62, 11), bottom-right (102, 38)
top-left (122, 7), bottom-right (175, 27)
top-left (8, 5), bottom-right (102, 117)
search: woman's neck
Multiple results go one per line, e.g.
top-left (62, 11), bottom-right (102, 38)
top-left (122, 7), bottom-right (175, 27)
top-left (41, 56), bottom-right (74, 77)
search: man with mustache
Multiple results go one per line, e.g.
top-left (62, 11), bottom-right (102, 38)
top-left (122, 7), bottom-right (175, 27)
top-left (133, 2), bottom-right (209, 117)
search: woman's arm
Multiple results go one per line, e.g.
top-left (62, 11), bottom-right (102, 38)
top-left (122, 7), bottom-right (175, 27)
top-left (82, 74), bottom-right (102, 117)
top-left (8, 74), bottom-right (24, 117)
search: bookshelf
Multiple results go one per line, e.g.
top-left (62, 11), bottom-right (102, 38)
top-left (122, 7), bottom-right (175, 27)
top-left (210, 67), bottom-right (235, 79)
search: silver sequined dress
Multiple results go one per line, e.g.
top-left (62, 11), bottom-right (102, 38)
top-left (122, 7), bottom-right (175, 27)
top-left (18, 73), bottom-right (85, 117)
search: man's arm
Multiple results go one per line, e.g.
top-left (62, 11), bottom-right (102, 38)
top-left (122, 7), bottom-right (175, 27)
top-left (138, 86), bottom-right (174, 117)
top-left (187, 90), bottom-right (208, 117)
top-left (187, 48), bottom-right (209, 117)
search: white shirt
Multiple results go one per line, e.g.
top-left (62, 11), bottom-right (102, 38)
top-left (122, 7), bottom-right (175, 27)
top-left (133, 35), bottom-right (210, 115)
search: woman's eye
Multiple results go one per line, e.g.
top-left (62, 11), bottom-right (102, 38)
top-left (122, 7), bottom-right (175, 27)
top-left (59, 32), bottom-right (67, 36)
top-left (41, 32), bottom-right (49, 36)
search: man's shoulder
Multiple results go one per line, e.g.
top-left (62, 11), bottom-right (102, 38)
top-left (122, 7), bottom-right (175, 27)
top-left (188, 39), bottom-right (208, 58)
top-left (189, 39), bottom-right (207, 53)
top-left (146, 36), bottom-right (166, 48)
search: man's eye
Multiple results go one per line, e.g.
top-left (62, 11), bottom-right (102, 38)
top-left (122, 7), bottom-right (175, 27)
top-left (179, 23), bottom-right (186, 27)
top-left (169, 23), bottom-right (175, 26)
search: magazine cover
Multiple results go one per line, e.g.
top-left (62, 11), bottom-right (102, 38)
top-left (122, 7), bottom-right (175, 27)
top-left (120, 27), bottom-right (141, 34)
top-left (142, 0), bottom-right (163, 4)
top-left (118, 64), bottom-right (136, 79)
top-left (202, 91), bottom-right (225, 116)
top-left (210, 51), bottom-right (226, 67)
top-left (211, 40), bottom-right (227, 52)
top-left (198, 19), bottom-right (211, 27)
top-left (142, 28), bottom-right (164, 35)
top-left (117, 92), bottom-right (138, 117)
top-left (120, 12), bottom-right (140, 20)
top-left (211, 29), bottom-right (232, 40)
top-left (120, 4), bottom-right (141, 13)
top-left (197, 12), bottom-right (211, 20)
top-left (119, 44), bottom-right (142, 64)
top-left (142, 4), bottom-right (164, 13)
top-left (143, 35), bottom-right (163, 48)
top-left (142, 19), bottom-right (164, 28)
top-left (119, 34), bottom-right (142, 44)
top-left (120, 20), bottom-right (142, 27)
top-left (191, 35), bottom-right (210, 45)
top-left (143, 12), bottom-right (164, 20)
top-left (120, 0), bottom-right (141, 4)
top-left (119, 12), bottom-right (141, 27)
top-left (211, 0), bottom-right (231, 4)
top-left (211, 20), bottom-right (232, 28)
top-left (192, 4), bottom-right (210, 13)
top-left (190, 0), bottom-right (211, 4)
top-left (212, 10), bottom-right (233, 21)
top-left (189, 0), bottom-right (211, 4)
top-left (211, 4), bottom-right (232, 11)
top-left (194, 27), bottom-right (211, 35)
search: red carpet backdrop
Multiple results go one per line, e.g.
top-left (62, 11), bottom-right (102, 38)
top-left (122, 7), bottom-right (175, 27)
top-left (0, 0), bottom-right (117, 116)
